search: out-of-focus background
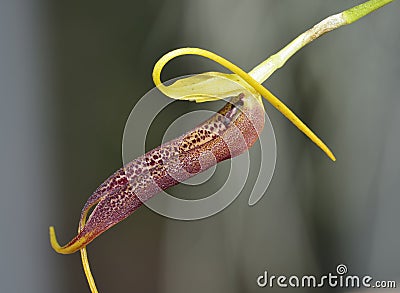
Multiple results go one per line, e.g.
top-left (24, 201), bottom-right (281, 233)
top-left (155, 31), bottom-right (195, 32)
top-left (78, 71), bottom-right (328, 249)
top-left (1, 0), bottom-right (399, 292)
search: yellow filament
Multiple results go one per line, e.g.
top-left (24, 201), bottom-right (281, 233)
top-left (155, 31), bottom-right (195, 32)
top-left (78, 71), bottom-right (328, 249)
top-left (153, 47), bottom-right (336, 161)
top-left (80, 247), bottom-right (98, 293)
top-left (49, 206), bottom-right (98, 293)
top-left (49, 226), bottom-right (91, 254)
top-left (79, 214), bottom-right (98, 293)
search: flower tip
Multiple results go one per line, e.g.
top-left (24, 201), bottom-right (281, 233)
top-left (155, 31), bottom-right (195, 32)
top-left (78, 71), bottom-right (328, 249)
top-left (49, 226), bottom-right (64, 253)
top-left (326, 150), bottom-right (336, 162)
top-left (49, 226), bottom-right (87, 255)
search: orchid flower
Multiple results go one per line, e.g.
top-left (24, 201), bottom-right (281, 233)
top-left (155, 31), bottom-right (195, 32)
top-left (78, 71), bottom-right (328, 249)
top-left (49, 1), bottom-right (394, 292)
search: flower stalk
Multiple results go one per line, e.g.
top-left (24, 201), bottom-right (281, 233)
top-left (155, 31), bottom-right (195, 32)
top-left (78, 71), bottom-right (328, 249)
top-left (249, 0), bottom-right (394, 83)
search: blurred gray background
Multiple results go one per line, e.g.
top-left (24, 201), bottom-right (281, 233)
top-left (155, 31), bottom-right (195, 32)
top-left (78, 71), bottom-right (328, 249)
top-left (0, 0), bottom-right (399, 292)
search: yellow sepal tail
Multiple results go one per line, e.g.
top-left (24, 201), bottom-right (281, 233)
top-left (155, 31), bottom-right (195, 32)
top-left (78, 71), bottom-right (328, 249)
top-left (153, 47), bottom-right (336, 161)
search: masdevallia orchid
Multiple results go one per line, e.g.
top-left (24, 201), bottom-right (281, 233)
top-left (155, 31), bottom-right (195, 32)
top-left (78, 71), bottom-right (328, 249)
top-left (49, 1), bottom-right (394, 292)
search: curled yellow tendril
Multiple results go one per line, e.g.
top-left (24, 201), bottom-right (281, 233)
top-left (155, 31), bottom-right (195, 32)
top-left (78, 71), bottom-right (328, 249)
top-left (79, 224), bottom-right (98, 293)
top-left (49, 208), bottom-right (98, 292)
top-left (152, 47), bottom-right (336, 161)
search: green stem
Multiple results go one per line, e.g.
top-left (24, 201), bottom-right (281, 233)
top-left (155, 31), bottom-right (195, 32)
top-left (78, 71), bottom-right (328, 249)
top-left (343, 0), bottom-right (394, 24)
top-left (249, 0), bottom-right (394, 84)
